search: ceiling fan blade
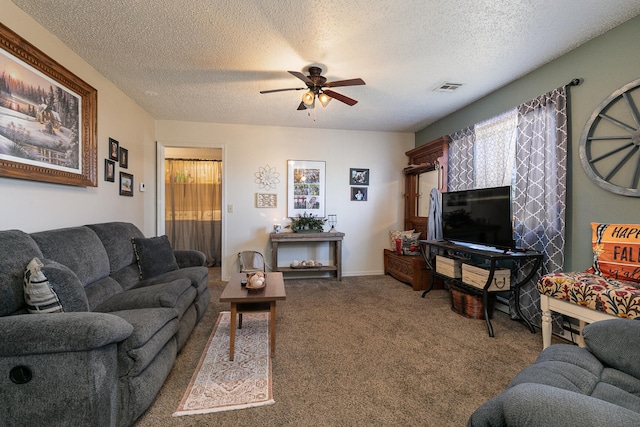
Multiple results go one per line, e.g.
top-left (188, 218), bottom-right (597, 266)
top-left (297, 101), bottom-right (307, 111)
top-left (260, 87), bottom-right (306, 94)
top-left (325, 78), bottom-right (366, 88)
top-left (323, 89), bottom-right (358, 106)
top-left (289, 71), bottom-right (313, 85)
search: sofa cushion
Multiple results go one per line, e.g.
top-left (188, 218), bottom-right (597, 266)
top-left (131, 235), bottom-right (179, 279)
top-left (110, 308), bottom-right (179, 377)
top-left (86, 222), bottom-right (144, 273)
top-left (23, 257), bottom-right (64, 313)
top-left (136, 266), bottom-right (209, 296)
top-left (599, 367), bottom-right (640, 398)
top-left (0, 230), bottom-right (44, 316)
top-left (94, 278), bottom-right (195, 319)
top-left (30, 226), bottom-right (111, 287)
top-left (589, 222), bottom-right (640, 283)
top-left (591, 381), bottom-right (640, 414)
top-left (40, 260), bottom-right (90, 312)
top-left (84, 276), bottom-right (125, 311)
top-left (583, 318), bottom-right (640, 379)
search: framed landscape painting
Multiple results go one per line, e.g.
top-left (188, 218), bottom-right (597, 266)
top-left (0, 23), bottom-right (98, 187)
top-left (287, 160), bottom-right (326, 218)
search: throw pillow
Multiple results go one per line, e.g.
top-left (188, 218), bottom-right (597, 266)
top-left (389, 230), bottom-right (415, 250)
top-left (589, 223), bottom-right (640, 283)
top-left (402, 232), bottom-right (422, 256)
top-left (23, 257), bottom-right (64, 314)
top-left (132, 235), bottom-right (179, 279)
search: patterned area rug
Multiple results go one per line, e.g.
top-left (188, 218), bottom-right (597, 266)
top-left (173, 311), bottom-right (274, 416)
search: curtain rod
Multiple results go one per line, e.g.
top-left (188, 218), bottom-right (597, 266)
top-left (566, 78), bottom-right (583, 87)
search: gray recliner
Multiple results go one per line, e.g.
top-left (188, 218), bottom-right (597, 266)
top-left (467, 318), bottom-right (640, 426)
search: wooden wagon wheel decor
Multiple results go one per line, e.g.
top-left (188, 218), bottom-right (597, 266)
top-left (579, 78), bottom-right (640, 197)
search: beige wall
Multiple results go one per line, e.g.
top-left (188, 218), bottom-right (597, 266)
top-left (0, 0), bottom-right (156, 234)
top-left (155, 121), bottom-right (414, 279)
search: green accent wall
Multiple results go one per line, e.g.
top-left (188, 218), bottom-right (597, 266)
top-left (415, 15), bottom-right (640, 272)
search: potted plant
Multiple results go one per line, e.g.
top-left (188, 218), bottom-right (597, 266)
top-left (286, 212), bottom-right (326, 233)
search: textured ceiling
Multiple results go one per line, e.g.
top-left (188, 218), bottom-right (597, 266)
top-left (10, 0), bottom-right (640, 132)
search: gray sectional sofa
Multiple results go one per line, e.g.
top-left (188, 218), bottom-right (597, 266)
top-left (0, 222), bottom-right (210, 427)
top-left (468, 318), bottom-right (640, 426)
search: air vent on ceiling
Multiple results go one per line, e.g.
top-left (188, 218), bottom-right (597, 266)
top-left (434, 82), bottom-right (463, 92)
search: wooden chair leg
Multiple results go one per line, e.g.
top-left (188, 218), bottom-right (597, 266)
top-left (239, 313), bottom-right (243, 329)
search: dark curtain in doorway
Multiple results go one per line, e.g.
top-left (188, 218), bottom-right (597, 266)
top-left (165, 159), bottom-right (222, 266)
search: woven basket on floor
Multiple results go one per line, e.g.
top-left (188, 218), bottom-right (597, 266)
top-left (449, 284), bottom-right (495, 320)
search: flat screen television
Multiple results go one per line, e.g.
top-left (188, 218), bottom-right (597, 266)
top-left (441, 186), bottom-right (514, 251)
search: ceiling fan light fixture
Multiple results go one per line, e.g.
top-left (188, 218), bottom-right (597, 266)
top-left (318, 92), bottom-right (332, 107)
top-left (302, 90), bottom-right (315, 107)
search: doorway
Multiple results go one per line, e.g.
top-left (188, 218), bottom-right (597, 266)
top-left (157, 146), bottom-right (223, 268)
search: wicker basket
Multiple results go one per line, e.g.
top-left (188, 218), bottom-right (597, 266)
top-left (449, 284), bottom-right (495, 320)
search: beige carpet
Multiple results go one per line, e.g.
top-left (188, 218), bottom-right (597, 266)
top-left (173, 311), bottom-right (274, 417)
top-left (135, 269), bottom-right (567, 426)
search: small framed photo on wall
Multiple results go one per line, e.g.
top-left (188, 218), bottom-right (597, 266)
top-left (119, 172), bottom-right (134, 196)
top-left (351, 187), bottom-right (367, 201)
top-left (350, 168), bottom-right (369, 185)
top-left (119, 147), bottom-right (129, 169)
top-left (108, 138), bottom-right (119, 161)
top-left (105, 159), bottom-right (115, 182)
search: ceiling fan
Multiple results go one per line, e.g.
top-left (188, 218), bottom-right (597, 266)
top-left (260, 66), bottom-right (365, 110)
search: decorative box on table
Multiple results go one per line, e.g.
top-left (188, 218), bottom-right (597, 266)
top-left (461, 264), bottom-right (510, 292)
top-left (435, 255), bottom-right (462, 278)
top-left (383, 249), bottom-right (442, 291)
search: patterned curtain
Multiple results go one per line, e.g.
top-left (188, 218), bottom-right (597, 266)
top-left (447, 127), bottom-right (475, 191)
top-left (474, 109), bottom-right (517, 188)
top-left (511, 86), bottom-right (568, 331)
top-left (165, 159), bottom-right (223, 266)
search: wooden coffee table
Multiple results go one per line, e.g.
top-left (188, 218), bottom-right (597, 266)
top-left (219, 272), bottom-right (286, 361)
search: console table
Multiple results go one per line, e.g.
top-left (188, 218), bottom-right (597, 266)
top-left (420, 240), bottom-right (543, 337)
top-left (270, 232), bottom-right (345, 280)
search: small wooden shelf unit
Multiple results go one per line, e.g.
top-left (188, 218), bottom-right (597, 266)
top-left (270, 231), bottom-right (345, 280)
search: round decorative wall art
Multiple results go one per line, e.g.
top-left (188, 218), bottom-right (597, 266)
top-left (254, 164), bottom-right (280, 190)
top-left (579, 78), bottom-right (640, 197)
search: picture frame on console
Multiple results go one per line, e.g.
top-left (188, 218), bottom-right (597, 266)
top-left (0, 23), bottom-right (98, 187)
top-left (287, 160), bottom-right (326, 217)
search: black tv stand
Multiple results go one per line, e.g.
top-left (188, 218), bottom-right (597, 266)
top-left (419, 240), bottom-right (543, 337)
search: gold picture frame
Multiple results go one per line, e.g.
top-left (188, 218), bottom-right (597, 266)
top-left (0, 23), bottom-right (98, 187)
